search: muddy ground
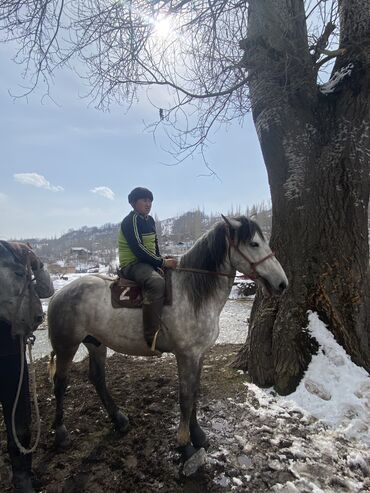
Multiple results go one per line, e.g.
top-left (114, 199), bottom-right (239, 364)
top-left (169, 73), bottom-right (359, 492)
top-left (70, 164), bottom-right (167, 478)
top-left (1, 345), bottom-right (369, 492)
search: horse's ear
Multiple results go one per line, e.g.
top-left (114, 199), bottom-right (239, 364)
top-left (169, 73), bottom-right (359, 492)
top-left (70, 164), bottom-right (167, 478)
top-left (221, 214), bottom-right (242, 230)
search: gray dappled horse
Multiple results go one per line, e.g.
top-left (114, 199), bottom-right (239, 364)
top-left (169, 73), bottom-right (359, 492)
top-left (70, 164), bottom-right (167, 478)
top-left (48, 216), bottom-right (288, 462)
top-left (0, 241), bottom-right (46, 337)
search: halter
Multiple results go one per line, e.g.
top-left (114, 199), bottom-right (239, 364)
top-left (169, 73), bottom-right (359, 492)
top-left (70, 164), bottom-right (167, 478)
top-left (227, 233), bottom-right (275, 280)
top-left (174, 226), bottom-right (275, 281)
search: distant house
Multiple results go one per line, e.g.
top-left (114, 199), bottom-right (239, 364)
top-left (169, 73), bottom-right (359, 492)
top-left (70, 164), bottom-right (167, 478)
top-left (70, 247), bottom-right (91, 255)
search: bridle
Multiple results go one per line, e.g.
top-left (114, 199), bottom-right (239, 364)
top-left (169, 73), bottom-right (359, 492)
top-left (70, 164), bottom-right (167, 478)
top-left (226, 233), bottom-right (275, 281)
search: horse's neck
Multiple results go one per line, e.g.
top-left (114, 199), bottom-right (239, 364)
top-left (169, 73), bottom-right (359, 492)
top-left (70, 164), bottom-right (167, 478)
top-left (172, 260), bottom-right (235, 311)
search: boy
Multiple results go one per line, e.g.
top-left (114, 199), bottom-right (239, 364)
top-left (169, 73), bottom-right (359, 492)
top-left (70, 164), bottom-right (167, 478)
top-left (118, 187), bottom-right (177, 352)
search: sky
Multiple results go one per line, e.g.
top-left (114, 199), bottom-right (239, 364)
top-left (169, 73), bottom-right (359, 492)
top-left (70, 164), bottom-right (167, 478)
top-left (0, 43), bottom-right (270, 240)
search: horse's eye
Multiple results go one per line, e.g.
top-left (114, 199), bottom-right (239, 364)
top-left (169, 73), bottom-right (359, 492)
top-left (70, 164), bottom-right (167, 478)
top-left (250, 241), bottom-right (259, 248)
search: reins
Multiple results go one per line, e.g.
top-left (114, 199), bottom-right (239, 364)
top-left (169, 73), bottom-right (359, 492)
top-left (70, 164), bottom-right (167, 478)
top-left (174, 266), bottom-right (235, 278)
top-left (11, 335), bottom-right (41, 455)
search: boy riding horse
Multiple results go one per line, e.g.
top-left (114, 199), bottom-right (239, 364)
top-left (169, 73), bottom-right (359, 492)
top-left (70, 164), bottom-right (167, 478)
top-left (118, 187), bottom-right (177, 353)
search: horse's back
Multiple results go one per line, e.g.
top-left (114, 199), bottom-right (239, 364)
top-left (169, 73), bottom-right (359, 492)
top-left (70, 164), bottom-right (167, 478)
top-left (50, 274), bottom-right (105, 303)
top-left (47, 274), bottom-right (154, 356)
top-left (48, 275), bottom-right (108, 340)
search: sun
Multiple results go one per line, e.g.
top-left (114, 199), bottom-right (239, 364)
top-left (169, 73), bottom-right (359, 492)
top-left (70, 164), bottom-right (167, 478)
top-left (153, 16), bottom-right (172, 39)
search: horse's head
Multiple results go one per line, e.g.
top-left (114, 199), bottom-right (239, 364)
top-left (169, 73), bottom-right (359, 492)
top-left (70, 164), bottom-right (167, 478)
top-left (0, 242), bottom-right (44, 335)
top-left (222, 215), bottom-right (288, 296)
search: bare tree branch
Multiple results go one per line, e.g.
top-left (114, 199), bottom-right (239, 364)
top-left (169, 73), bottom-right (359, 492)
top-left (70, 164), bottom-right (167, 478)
top-left (0, 1), bottom-right (357, 159)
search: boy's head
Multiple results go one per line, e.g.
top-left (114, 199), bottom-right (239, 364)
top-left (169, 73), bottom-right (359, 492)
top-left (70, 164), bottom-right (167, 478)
top-left (128, 187), bottom-right (153, 216)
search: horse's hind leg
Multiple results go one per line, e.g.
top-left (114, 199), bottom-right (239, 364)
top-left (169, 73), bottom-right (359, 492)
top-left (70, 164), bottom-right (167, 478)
top-left (52, 346), bottom-right (78, 449)
top-left (84, 342), bottom-right (129, 433)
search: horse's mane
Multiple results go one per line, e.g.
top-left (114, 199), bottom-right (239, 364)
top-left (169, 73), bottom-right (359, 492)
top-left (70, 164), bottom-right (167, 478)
top-left (179, 216), bottom-right (263, 313)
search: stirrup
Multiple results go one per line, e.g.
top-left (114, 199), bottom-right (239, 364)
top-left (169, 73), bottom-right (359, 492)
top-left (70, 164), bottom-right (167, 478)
top-left (150, 329), bottom-right (162, 356)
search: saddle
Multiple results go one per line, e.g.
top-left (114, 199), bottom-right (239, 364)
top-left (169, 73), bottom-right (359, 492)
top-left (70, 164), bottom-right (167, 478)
top-left (110, 269), bottom-right (173, 309)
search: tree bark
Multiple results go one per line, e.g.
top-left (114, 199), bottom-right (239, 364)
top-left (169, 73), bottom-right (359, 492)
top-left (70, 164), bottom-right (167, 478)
top-left (234, 0), bottom-right (370, 394)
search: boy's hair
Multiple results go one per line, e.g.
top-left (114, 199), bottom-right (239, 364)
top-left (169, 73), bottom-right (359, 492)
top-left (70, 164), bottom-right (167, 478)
top-left (128, 187), bottom-right (154, 205)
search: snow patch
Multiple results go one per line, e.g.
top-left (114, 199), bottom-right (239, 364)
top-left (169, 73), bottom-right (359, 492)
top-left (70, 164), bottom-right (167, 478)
top-left (279, 311), bottom-right (370, 443)
top-left (319, 63), bottom-right (354, 94)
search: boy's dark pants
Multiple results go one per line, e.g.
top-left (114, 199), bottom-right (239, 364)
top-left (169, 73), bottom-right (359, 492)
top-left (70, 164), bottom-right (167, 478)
top-left (122, 263), bottom-right (165, 348)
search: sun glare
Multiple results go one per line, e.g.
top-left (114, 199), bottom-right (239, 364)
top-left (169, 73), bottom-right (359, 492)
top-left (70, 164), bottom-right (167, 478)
top-left (154, 16), bottom-right (172, 39)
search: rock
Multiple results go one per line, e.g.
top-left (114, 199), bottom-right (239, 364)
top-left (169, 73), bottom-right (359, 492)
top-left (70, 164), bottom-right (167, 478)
top-left (237, 454), bottom-right (252, 467)
top-left (268, 460), bottom-right (284, 471)
top-left (214, 473), bottom-right (230, 487)
top-left (304, 379), bottom-right (331, 400)
top-left (182, 448), bottom-right (207, 476)
top-left (270, 481), bottom-right (300, 492)
top-left (232, 477), bottom-right (243, 486)
top-left (211, 418), bottom-right (229, 432)
top-left (125, 455), bottom-right (138, 469)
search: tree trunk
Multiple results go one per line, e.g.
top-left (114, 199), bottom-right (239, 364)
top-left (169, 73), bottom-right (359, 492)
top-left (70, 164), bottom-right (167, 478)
top-left (234, 0), bottom-right (370, 394)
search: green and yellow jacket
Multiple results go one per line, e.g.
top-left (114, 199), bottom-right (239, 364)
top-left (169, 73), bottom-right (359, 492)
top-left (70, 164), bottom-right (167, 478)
top-left (118, 211), bottom-right (164, 269)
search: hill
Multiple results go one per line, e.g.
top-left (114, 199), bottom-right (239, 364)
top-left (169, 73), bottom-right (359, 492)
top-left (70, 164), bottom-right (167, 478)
top-left (19, 206), bottom-right (272, 270)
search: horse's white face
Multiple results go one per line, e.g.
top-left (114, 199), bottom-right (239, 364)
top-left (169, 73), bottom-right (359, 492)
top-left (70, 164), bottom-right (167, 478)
top-left (224, 217), bottom-right (288, 296)
top-left (0, 260), bottom-right (43, 332)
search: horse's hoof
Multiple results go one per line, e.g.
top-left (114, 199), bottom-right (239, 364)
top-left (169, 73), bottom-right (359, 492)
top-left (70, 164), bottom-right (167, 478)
top-left (113, 411), bottom-right (130, 434)
top-left (190, 427), bottom-right (209, 450)
top-left (177, 443), bottom-right (197, 462)
top-left (182, 448), bottom-right (207, 476)
top-left (54, 425), bottom-right (71, 449)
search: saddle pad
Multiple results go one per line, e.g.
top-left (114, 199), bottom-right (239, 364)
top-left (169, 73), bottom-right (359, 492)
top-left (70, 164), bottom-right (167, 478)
top-left (110, 278), bottom-right (143, 308)
top-left (110, 270), bottom-right (173, 309)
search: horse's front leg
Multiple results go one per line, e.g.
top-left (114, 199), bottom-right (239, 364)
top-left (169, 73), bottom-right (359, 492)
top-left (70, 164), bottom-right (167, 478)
top-left (176, 353), bottom-right (207, 461)
top-left (190, 402), bottom-right (209, 450)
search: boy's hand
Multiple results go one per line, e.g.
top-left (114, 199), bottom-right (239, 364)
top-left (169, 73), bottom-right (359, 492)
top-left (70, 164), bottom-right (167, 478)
top-left (164, 258), bottom-right (178, 269)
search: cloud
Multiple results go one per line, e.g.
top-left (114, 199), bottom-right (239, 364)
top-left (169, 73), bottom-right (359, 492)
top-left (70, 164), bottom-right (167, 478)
top-left (14, 173), bottom-right (64, 192)
top-left (90, 186), bottom-right (115, 200)
top-left (0, 192), bottom-right (7, 203)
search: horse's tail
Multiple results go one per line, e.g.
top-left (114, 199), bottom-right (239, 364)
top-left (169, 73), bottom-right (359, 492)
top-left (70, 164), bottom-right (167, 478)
top-left (48, 350), bottom-right (56, 382)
